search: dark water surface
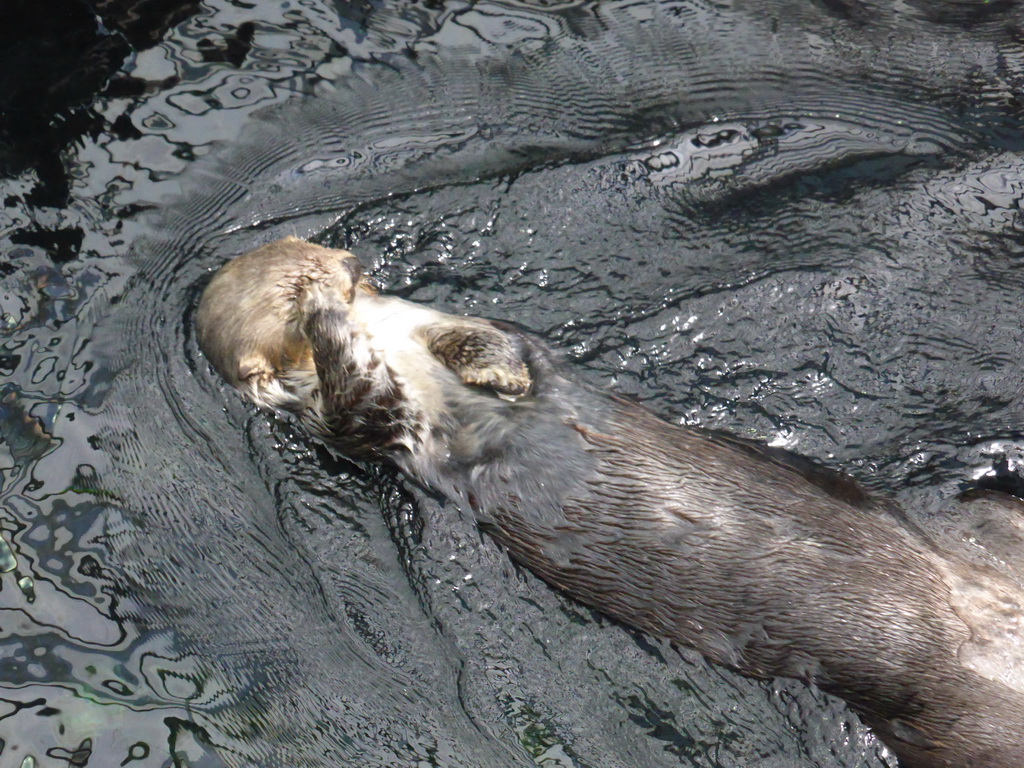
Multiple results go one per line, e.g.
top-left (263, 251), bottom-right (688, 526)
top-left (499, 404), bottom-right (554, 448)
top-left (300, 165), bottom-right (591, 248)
top-left (2, 0), bottom-right (1024, 765)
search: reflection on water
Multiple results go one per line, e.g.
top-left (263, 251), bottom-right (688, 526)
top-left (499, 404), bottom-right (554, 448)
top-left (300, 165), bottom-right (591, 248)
top-left (2, 0), bottom-right (1023, 765)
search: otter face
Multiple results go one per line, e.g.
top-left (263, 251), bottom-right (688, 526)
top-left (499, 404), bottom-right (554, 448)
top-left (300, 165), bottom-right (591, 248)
top-left (196, 237), bottom-right (364, 406)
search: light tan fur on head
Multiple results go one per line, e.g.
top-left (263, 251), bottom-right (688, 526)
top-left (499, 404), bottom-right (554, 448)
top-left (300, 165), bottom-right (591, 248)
top-left (196, 237), bottom-right (365, 394)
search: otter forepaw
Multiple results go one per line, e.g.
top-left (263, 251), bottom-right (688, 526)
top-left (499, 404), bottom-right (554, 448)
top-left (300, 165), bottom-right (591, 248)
top-left (236, 354), bottom-right (301, 411)
top-left (295, 249), bottom-right (363, 317)
top-left (297, 280), bottom-right (352, 321)
top-left (424, 324), bottom-right (532, 400)
top-left (237, 354), bottom-right (273, 384)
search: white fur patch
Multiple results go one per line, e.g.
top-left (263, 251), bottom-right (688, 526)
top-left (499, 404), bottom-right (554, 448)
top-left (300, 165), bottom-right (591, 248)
top-left (948, 568), bottom-right (1024, 694)
top-left (349, 293), bottom-right (457, 459)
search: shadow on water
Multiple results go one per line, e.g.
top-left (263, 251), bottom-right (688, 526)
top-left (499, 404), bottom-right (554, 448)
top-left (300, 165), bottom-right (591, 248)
top-left (1, 0), bottom-right (1023, 765)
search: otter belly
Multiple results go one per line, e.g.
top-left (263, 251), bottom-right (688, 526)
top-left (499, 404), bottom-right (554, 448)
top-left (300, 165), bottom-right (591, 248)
top-left (196, 238), bottom-right (1024, 768)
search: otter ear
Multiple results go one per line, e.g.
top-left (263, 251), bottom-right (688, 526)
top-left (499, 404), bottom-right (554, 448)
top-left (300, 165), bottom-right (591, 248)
top-left (423, 322), bottom-right (532, 400)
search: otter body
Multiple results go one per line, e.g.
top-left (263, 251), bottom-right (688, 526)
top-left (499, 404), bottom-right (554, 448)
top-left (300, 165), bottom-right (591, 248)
top-left (197, 238), bottom-right (1024, 767)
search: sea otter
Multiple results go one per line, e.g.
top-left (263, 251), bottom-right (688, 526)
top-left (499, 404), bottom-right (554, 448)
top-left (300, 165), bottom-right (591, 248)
top-left (196, 237), bottom-right (1024, 768)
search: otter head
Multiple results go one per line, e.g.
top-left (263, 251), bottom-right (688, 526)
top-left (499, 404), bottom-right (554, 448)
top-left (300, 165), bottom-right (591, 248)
top-left (196, 237), bottom-right (364, 404)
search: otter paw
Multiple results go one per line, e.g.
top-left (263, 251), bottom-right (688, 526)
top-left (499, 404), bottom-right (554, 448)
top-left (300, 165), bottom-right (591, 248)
top-left (424, 324), bottom-right (532, 400)
top-left (237, 354), bottom-right (275, 385)
top-left (460, 361), bottom-right (532, 400)
top-left (297, 279), bottom-right (350, 319)
top-left (295, 250), bottom-right (363, 316)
